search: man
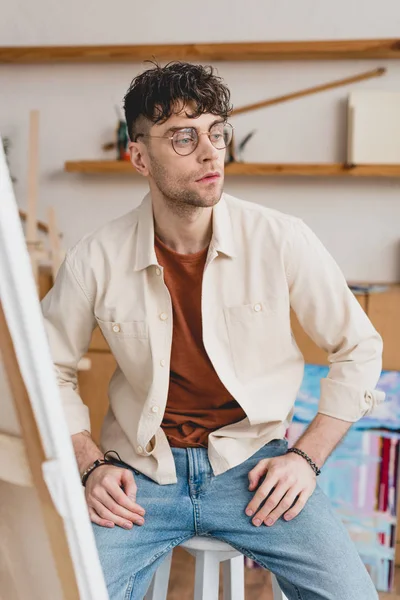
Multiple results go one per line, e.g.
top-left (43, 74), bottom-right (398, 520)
top-left (42, 62), bottom-right (384, 599)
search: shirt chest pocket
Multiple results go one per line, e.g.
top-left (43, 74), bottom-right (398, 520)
top-left (223, 301), bottom-right (292, 382)
top-left (96, 318), bottom-right (152, 384)
top-left (97, 319), bottom-right (148, 339)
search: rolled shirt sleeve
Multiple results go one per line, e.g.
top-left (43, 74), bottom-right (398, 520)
top-left (287, 219), bottom-right (385, 422)
top-left (41, 250), bottom-right (96, 435)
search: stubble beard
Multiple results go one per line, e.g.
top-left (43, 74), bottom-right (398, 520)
top-left (149, 157), bottom-right (223, 218)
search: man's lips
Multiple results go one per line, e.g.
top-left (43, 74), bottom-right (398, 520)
top-left (196, 172), bottom-right (221, 182)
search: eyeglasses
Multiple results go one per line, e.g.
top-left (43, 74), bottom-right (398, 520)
top-left (135, 122), bottom-right (233, 156)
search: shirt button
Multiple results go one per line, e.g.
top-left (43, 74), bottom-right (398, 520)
top-left (155, 267), bottom-right (161, 276)
top-left (253, 303), bottom-right (262, 312)
top-left (151, 405), bottom-right (159, 413)
top-left (112, 324), bottom-right (121, 332)
top-left (136, 445), bottom-right (143, 454)
top-left (160, 359), bottom-right (166, 367)
top-left (159, 312), bottom-right (168, 321)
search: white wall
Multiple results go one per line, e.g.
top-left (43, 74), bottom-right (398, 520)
top-left (1, 0), bottom-right (400, 282)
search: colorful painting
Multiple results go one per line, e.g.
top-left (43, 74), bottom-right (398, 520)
top-left (291, 365), bottom-right (400, 432)
top-left (246, 365), bottom-right (400, 593)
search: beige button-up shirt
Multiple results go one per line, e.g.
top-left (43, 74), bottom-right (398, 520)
top-left (41, 192), bottom-right (385, 484)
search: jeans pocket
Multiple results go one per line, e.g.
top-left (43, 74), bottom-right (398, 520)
top-left (266, 438), bottom-right (288, 447)
top-left (261, 438), bottom-right (289, 457)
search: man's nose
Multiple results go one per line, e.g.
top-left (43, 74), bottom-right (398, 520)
top-left (196, 133), bottom-right (220, 161)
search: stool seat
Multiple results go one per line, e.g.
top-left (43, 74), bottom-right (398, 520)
top-left (180, 536), bottom-right (240, 553)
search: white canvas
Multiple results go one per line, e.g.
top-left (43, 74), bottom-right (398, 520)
top-left (347, 90), bottom-right (400, 164)
top-left (0, 137), bottom-right (109, 600)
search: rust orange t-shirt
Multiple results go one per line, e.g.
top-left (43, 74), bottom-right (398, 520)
top-left (154, 235), bottom-right (246, 448)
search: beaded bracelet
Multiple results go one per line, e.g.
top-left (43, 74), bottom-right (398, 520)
top-left (81, 450), bottom-right (131, 486)
top-left (286, 447), bottom-right (321, 476)
top-left (81, 459), bottom-right (107, 486)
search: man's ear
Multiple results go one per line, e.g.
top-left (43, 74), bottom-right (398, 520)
top-left (129, 141), bottom-right (149, 176)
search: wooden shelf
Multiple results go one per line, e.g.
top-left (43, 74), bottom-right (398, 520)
top-left (64, 160), bottom-right (400, 178)
top-left (2, 39), bottom-right (400, 63)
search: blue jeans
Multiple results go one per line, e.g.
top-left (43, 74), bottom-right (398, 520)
top-left (93, 439), bottom-right (378, 600)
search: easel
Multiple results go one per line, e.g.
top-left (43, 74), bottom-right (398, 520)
top-left (24, 110), bottom-right (65, 286)
top-left (0, 304), bottom-right (80, 600)
top-left (0, 136), bottom-right (108, 599)
top-left (18, 112), bottom-right (89, 372)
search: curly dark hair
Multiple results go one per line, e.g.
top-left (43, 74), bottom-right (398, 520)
top-left (123, 61), bottom-right (232, 142)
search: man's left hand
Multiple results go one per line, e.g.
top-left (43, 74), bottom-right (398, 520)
top-left (245, 452), bottom-right (317, 527)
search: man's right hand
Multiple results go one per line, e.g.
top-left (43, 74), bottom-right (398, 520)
top-left (85, 465), bottom-right (146, 529)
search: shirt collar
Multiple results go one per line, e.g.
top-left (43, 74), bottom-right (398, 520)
top-left (211, 193), bottom-right (237, 258)
top-left (133, 193), bottom-right (158, 271)
top-left (133, 191), bottom-right (236, 272)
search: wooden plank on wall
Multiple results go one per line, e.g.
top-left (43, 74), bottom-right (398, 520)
top-left (64, 160), bottom-right (400, 178)
top-left (1, 39), bottom-right (400, 63)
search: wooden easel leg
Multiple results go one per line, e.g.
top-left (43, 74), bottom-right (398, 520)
top-left (0, 302), bottom-right (80, 600)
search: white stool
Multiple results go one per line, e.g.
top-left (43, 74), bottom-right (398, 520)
top-left (144, 536), bottom-right (289, 600)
